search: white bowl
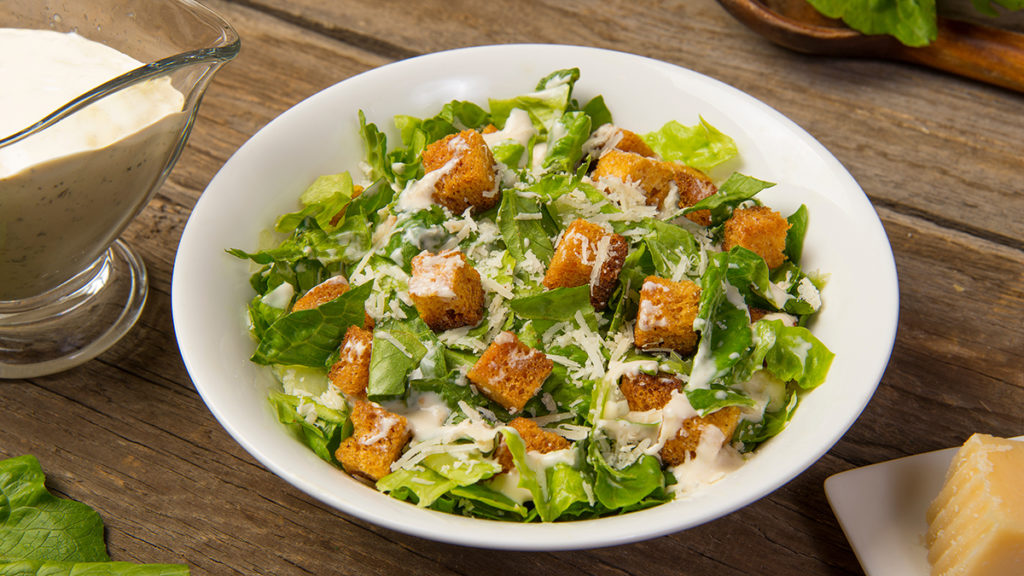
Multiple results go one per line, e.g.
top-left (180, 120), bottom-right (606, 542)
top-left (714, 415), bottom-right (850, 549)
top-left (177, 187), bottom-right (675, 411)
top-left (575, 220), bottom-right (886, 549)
top-left (172, 44), bottom-right (898, 550)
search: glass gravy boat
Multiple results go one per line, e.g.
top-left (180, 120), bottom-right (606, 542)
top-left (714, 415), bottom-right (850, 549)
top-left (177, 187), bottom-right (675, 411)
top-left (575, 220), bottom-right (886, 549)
top-left (0, 0), bottom-right (240, 378)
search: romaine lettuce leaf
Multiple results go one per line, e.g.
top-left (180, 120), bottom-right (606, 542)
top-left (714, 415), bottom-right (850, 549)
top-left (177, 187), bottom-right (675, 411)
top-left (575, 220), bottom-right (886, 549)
top-left (586, 440), bottom-right (664, 510)
top-left (641, 117), bottom-right (738, 171)
top-left (250, 282), bottom-right (373, 367)
top-left (489, 69), bottom-right (578, 134)
top-left (642, 219), bottom-right (700, 280)
top-left (382, 207), bottom-right (449, 270)
top-left (422, 453), bottom-right (502, 486)
top-left (496, 190), bottom-right (556, 265)
top-left (500, 429), bottom-right (590, 522)
top-left (359, 110), bottom-right (390, 184)
top-left (508, 286), bottom-right (592, 322)
top-left (688, 252), bottom-right (753, 389)
top-left (0, 457), bottom-right (107, 563)
top-left (581, 95), bottom-right (612, 130)
top-left (541, 111), bottom-right (591, 173)
top-left (0, 456), bottom-right (189, 574)
top-left (685, 386), bottom-right (757, 415)
top-left (806, 0), bottom-right (936, 47)
top-left (367, 315), bottom-right (431, 400)
top-left (736, 387), bottom-right (799, 449)
top-left (785, 204), bottom-right (808, 265)
top-left (683, 172), bottom-right (775, 227)
top-left (448, 484), bottom-right (529, 520)
top-left (268, 391), bottom-right (351, 464)
top-left (748, 320), bottom-right (834, 390)
top-left (377, 467), bottom-right (456, 508)
top-left (275, 172), bottom-right (356, 233)
top-left (0, 561), bottom-right (190, 575)
top-left (723, 246), bottom-right (790, 310)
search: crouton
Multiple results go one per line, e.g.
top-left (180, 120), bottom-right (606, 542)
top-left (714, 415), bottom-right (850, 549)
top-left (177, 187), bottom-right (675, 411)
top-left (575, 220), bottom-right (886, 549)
top-left (591, 149), bottom-right (675, 208)
top-left (421, 129), bottom-right (499, 214)
top-left (619, 372), bottom-right (682, 412)
top-left (495, 417), bottom-right (571, 472)
top-left (466, 331), bottom-right (553, 412)
top-left (723, 206), bottom-right (791, 269)
top-left (328, 325), bottom-right (373, 398)
top-left (542, 219), bottom-right (628, 310)
top-left (666, 162), bottom-right (717, 226)
top-left (409, 249), bottom-right (485, 331)
top-left (660, 406), bottom-right (741, 466)
top-left (290, 275), bottom-right (373, 329)
top-left (612, 129), bottom-right (656, 157)
top-left (336, 401), bottom-right (411, 482)
top-left (634, 276), bottom-right (701, 356)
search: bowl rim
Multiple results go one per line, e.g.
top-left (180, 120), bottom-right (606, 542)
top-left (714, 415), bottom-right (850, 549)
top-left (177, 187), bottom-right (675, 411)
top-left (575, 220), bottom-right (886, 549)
top-left (172, 43), bottom-right (899, 550)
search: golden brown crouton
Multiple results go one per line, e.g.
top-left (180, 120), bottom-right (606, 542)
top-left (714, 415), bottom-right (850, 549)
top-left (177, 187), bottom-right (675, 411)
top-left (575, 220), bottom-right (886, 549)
top-left (495, 417), bottom-right (572, 472)
top-left (634, 276), bottom-right (701, 356)
top-left (466, 331), bottom-right (553, 412)
top-left (660, 406), bottom-right (741, 466)
top-left (328, 325), bottom-right (373, 398)
top-left (612, 129), bottom-right (656, 157)
top-left (619, 372), bottom-right (682, 412)
top-left (336, 401), bottom-right (411, 482)
top-left (542, 219), bottom-right (628, 310)
top-left (666, 163), bottom-right (717, 226)
top-left (409, 249), bottom-right (485, 331)
top-left (421, 129), bottom-right (499, 214)
top-left (723, 206), bottom-right (791, 269)
top-left (482, 124), bottom-right (499, 134)
top-left (291, 275), bottom-right (350, 312)
top-left (591, 149), bottom-right (675, 208)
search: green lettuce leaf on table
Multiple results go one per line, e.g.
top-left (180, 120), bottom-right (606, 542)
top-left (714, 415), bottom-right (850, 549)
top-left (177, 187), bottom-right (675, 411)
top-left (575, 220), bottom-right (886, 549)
top-left (0, 455), bottom-right (188, 575)
top-left (806, 0), bottom-right (1023, 47)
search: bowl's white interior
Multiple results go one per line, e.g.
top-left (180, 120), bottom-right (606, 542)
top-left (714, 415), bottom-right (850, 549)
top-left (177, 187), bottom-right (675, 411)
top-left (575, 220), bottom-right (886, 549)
top-left (172, 44), bottom-right (898, 550)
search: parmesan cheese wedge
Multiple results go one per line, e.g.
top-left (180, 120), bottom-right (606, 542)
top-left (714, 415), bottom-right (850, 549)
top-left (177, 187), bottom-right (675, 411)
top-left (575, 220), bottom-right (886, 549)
top-left (925, 434), bottom-right (1024, 576)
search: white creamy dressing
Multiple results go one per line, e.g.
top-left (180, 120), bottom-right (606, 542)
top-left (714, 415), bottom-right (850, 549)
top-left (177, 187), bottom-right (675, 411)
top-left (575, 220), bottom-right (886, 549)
top-left (735, 370), bottom-right (787, 424)
top-left (488, 469), bottom-right (533, 504)
top-left (481, 108), bottom-right (535, 169)
top-left (0, 29), bottom-right (186, 299)
top-left (649, 390), bottom-right (699, 454)
top-left (669, 426), bottom-right (745, 496)
top-left (260, 282), bottom-right (295, 309)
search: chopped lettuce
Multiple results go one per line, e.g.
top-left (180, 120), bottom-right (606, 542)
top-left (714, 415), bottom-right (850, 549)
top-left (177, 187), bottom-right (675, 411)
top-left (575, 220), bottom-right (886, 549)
top-left (641, 117), bottom-right (738, 171)
top-left (250, 282), bottom-right (373, 367)
top-left (268, 391), bottom-right (351, 464)
top-left (232, 67), bottom-right (835, 523)
top-left (489, 68), bottom-right (578, 133)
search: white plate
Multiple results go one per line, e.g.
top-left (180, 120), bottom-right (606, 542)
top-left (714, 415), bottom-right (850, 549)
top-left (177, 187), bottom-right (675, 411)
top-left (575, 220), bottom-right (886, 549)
top-left (825, 435), bottom-right (1024, 575)
top-left (172, 44), bottom-right (899, 550)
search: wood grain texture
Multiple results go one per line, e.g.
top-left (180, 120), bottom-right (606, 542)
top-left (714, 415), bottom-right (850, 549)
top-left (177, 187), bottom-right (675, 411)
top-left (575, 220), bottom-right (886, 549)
top-left (1, 0), bottom-right (1021, 574)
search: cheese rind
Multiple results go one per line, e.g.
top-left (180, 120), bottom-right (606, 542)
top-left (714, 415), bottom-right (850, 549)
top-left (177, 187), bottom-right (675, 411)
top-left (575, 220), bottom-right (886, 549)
top-left (926, 434), bottom-right (1024, 576)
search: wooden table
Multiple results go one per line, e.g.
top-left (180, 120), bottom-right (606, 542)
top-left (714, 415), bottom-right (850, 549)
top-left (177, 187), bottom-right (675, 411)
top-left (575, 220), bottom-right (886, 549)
top-left (3, 1), bottom-right (1022, 574)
